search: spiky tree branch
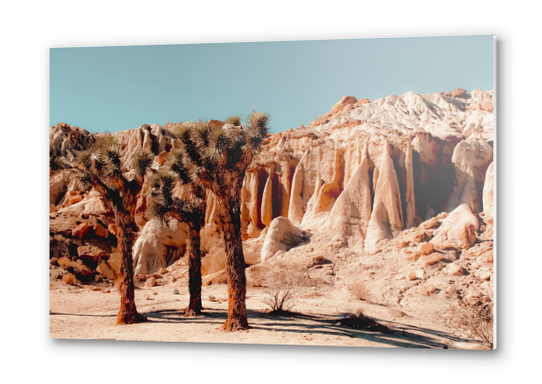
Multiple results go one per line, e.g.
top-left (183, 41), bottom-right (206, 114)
top-left (166, 112), bottom-right (269, 331)
top-left (147, 148), bottom-right (207, 316)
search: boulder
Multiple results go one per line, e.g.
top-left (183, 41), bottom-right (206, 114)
top-left (421, 243), bottom-right (434, 255)
top-left (310, 256), bottom-right (330, 267)
top-left (420, 217), bottom-right (439, 230)
top-left (108, 223), bottom-right (119, 236)
top-left (417, 253), bottom-right (443, 268)
top-left (331, 96), bottom-right (358, 115)
top-left (431, 204), bottom-right (479, 250)
top-left (77, 244), bottom-right (109, 261)
top-left (203, 269), bottom-right (228, 286)
top-left (445, 263), bottom-right (463, 276)
top-left (451, 88), bottom-right (467, 98)
top-left (92, 223), bottom-right (109, 239)
top-left (425, 284), bottom-right (437, 294)
top-left (353, 98), bottom-right (371, 108)
top-left (132, 217), bottom-right (188, 275)
top-left (415, 269), bottom-right (425, 280)
top-left (67, 195), bottom-right (83, 206)
top-left (145, 276), bottom-right (157, 288)
top-left (72, 223), bottom-right (89, 239)
top-left (260, 217), bottom-right (311, 262)
top-left (242, 228), bottom-right (268, 265)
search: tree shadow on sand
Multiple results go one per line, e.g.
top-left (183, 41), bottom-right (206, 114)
top-left (139, 307), bottom-right (462, 349)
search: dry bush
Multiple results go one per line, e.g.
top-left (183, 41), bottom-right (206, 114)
top-left (57, 256), bottom-right (93, 282)
top-left (348, 281), bottom-right (371, 301)
top-left (62, 272), bottom-right (77, 285)
top-left (257, 261), bottom-right (306, 313)
top-left (339, 309), bottom-right (388, 332)
top-left (444, 303), bottom-right (494, 349)
top-left (57, 256), bottom-right (78, 271)
top-left (247, 265), bottom-right (265, 287)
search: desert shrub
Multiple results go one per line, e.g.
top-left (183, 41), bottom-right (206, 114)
top-left (257, 261), bottom-right (306, 313)
top-left (57, 256), bottom-right (78, 271)
top-left (444, 303), bottom-right (494, 349)
top-left (339, 309), bottom-right (388, 332)
top-left (62, 272), bottom-right (76, 285)
top-left (348, 281), bottom-right (371, 301)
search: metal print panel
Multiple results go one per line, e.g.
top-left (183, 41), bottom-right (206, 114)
top-left (49, 35), bottom-right (495, 349)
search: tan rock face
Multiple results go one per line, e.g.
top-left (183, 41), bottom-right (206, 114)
top-left (72, 223), bottom-right (89, 239)
top-left (421, 243), bottom-right (434, 255)
top-left (50, 90), bottom-right (495, 283)
top-left (445, 263), bottom-right (463, 276)
top-left (417, 253), bottom-right (443, 268)
top-left (92, 223), bottom-right (109, 239)
top-left (132, 218), bottom-right (188, 275)
top-left (108, 224), bottom-right (119, 236)
top-left (431, 204), bottom-right (479, 250)
top-left (77, 244), bottom-right (108, 261)
top-left (49, 122), bottom-right (95, 162)
top-left (451, 88), bottom-right (467, 98)
top-left (481, 101), bottom-right (494, 113)
top-left (354, 98), bottom-right (371, 108)
top-left (331, 96), bottom-right (358, 115)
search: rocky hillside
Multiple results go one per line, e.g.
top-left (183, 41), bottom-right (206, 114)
top-left (49, 88), bottom-right (494, 322)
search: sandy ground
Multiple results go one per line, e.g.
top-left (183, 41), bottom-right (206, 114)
top-left (50, 279), bottom-right (467, 349)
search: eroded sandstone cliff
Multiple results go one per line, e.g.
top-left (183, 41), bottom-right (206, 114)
top-left (49, 88), bottom-right (494, 280)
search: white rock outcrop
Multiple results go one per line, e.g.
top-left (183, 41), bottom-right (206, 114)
top-left (260, 217), bottom-right (311, 262)
top-left (132, 218), bottom-right (189, 275)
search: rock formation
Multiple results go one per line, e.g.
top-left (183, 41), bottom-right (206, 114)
top-left (132, 218), bottom-right (188, 275)
top-left (49, 89), bottom-right (494, 277)
top-left (241, 89), bottom-right (494, 257)
top-left (260, 217), bottom-right (311, 262)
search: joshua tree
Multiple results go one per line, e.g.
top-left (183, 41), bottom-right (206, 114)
top-left (76, 134), bottom-right (155, 324)
top-left (169, 113), bottom-right (269, 331)
top-left (147, 148), bottom-right (207, 316)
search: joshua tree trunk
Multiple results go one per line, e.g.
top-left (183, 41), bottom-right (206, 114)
top-left (185, 221), bottom-right (203, 316)
top-left (115, 210), bottom-right (147, 325)
top-left (220, 198), bottom-right (248, 331)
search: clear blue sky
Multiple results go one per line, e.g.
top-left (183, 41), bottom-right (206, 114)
top-left (50, 35), bottom-right (494, 134)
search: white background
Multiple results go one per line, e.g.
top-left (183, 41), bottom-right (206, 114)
top-left (1, 1), bottom-right (540, 382)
